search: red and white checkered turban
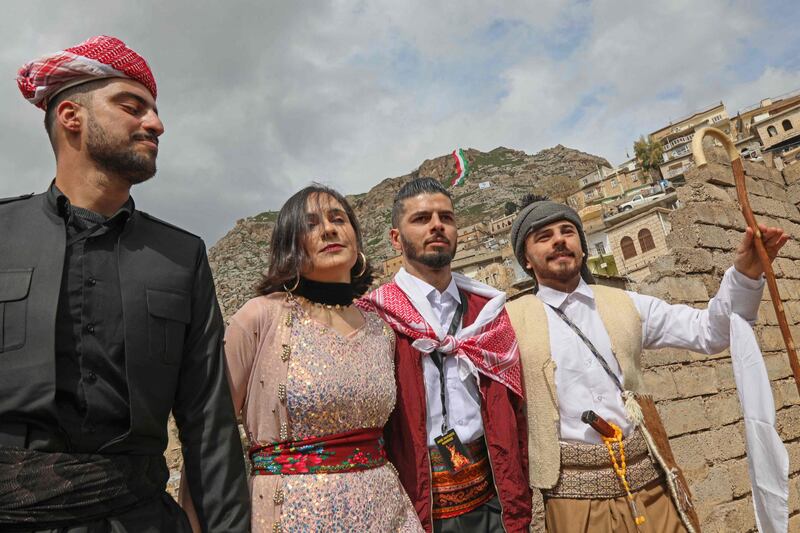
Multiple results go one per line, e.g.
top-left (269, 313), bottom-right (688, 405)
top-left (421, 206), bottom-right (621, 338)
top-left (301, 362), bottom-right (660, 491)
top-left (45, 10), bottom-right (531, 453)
top-left (17, 35), bottom-right (157, 110)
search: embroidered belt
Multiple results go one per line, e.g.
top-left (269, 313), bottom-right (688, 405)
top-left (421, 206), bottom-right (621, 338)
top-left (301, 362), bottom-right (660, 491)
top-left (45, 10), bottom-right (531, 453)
top-left (249, 427), bottom-right (387, 475)
top-left (429, 437), bottom-right (496, 520)
top-left (543, 429), bottom-right (663, 499)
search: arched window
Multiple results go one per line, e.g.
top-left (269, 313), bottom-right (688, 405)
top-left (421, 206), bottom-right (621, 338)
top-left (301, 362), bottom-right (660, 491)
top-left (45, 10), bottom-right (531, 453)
top-left (621, 236), bottom-right (637, 259)
top-left (783, 119), bottom-right (794, 131)
top-left (767, 125), bottom-right (778, 137)
top-left (638, 228), bottom-right (656, 252)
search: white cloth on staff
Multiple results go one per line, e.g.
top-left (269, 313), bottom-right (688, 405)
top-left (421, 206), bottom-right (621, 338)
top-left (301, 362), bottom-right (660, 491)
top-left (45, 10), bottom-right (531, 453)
top-left (730, 313), bottom-right (789, 533)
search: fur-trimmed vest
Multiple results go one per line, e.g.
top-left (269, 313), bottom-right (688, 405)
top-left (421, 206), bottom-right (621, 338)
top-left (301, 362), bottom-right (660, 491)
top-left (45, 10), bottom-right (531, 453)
top-left (506, 285), bottom-right (643, 489)
top-left (506, 286), bottom-right (701, 532)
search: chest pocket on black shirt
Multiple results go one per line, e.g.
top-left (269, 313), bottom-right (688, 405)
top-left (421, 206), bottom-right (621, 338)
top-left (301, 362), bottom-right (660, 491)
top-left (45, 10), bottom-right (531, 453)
top-left (146, 288), bottom-right (191, 364)
top-left (0, 268), bottom-right (33, 353)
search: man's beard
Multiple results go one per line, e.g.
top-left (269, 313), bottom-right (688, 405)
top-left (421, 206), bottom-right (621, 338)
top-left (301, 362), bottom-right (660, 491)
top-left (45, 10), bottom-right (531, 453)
top-left (86, 115), bottom-right (157, 185)
top-left (401, 233), bottom-right (455, 269)
top-left (537, 245), bottom-right (583, 283)
top-left (544, 261), bottom-right (582, 282)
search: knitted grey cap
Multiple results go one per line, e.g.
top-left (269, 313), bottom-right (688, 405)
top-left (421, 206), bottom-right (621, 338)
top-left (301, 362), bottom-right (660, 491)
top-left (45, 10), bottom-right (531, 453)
top-left (509, 199), bottom-right (595, 289)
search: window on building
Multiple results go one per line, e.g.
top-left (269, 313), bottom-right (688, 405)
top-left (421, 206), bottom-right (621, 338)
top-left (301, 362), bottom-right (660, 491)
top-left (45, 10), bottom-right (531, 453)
top-left (767, 125), bottom-right (778, 137)
top-left (621, 236), bottom-right (637, 259)
top-left (638, 228), bottom-right (656, 252)
top-left (611, 178), bottom-right (618, 187)
top-left (783, 119), bottom-right (794, 131)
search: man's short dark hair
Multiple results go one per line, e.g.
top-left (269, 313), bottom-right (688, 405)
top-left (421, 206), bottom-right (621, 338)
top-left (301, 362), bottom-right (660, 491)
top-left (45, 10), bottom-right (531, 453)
top-left (391, 177), bottom-right (452, 227)
top-left (43, 79), bottom-right (110, 147)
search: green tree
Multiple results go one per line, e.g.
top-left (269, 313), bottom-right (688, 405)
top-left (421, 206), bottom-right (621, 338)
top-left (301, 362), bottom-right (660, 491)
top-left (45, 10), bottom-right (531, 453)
top-left (504, 201), bottom-right (518, 216)
top-left (633, 136), bottom-right (664, 181)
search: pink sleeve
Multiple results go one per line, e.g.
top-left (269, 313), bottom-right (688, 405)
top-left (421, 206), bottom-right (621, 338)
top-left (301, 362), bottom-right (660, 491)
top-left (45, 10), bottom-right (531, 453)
top-left (224, 300), bottom-right (262, 414)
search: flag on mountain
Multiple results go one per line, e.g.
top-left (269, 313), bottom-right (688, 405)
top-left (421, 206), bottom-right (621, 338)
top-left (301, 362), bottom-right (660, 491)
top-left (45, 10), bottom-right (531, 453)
top-left (451, 148), bottom-right (470, 187)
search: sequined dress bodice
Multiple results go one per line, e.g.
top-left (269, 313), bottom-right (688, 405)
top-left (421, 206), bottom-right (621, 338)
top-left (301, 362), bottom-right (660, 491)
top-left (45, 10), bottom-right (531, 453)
top-left (286, 309), bottom-right (395, 440)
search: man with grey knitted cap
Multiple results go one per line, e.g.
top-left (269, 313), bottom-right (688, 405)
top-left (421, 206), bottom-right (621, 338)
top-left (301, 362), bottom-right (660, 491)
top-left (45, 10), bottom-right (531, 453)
top-left (509, 194), bottom-right (595, 292)
top-left (505, 194), bottom-right (787, 532)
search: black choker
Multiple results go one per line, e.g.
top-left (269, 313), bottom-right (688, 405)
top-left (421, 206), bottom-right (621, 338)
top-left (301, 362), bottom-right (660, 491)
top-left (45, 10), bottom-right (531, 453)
top-left (292, 277), bottom-right (355, 307)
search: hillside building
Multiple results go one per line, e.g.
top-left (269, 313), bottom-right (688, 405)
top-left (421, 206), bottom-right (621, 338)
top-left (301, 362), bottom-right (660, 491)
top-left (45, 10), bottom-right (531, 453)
top-left (607, 207), bottom-right (673, 282)
top-left (732, 89), bottom-right (800, 159)
top-left (489, 213), bottom-right (515, 236)
top-left (753, 105), bottom-right (800, 154)
top-left (457, 222), bottom-right (489, 250)
top-left (649, 102), bottom-right (730, 183)
top-left (568, 159), bottom-right (651, 214)
top-left (382, 253), bottom-right (403, 278)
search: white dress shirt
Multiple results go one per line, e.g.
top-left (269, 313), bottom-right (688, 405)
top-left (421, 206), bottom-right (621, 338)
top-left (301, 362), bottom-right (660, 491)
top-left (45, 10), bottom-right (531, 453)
top-left (395, 269), bottom-right (484, 447)
top-left (536, 266), bottom-right (764, 444)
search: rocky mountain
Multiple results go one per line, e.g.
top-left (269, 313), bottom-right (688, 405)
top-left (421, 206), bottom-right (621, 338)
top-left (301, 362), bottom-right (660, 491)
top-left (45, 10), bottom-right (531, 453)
top-left (208, 145), bottom-right (610, 318)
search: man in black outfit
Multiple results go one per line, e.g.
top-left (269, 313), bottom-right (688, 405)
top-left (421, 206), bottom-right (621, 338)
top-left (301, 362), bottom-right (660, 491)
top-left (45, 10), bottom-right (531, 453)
top-left (0, 36), bottom-right (250, 532)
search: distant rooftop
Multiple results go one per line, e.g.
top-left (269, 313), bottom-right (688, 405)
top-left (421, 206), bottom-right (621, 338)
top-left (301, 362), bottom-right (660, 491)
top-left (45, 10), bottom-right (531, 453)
top-left (650, 102), bottom-right (725, 137)
top-left (737, 87), bottom-right (800, 115)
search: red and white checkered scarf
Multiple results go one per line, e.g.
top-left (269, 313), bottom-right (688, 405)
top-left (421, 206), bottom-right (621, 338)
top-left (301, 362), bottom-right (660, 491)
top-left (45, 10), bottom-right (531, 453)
top-left (359, 273), bottom-right (522, 397)
top-left (17, 35), bottom-right (157, 110)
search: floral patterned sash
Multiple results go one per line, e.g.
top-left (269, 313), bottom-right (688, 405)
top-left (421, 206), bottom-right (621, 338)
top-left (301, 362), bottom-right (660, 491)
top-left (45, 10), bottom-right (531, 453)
top-left (249, 428), bottom-right (388, 475)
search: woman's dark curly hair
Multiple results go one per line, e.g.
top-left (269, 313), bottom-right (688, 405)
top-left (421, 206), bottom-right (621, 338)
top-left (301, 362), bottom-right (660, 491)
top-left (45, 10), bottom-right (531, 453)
top-left (255, 184), bottom-right (374, 297)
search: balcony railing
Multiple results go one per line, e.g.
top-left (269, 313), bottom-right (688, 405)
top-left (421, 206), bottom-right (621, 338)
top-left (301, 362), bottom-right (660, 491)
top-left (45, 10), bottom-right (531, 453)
top-left (663, 132), bottom-right (695, 151)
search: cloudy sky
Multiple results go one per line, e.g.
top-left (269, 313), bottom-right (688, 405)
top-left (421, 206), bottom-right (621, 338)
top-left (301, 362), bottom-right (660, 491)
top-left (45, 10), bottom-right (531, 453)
top-left (2, 0), bottom-right (798, 245)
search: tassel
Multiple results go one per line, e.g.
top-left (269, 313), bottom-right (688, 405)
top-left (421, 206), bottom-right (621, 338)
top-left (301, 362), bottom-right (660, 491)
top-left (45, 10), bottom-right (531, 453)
top-left (623, 391), bottom-right (644, 425)
top-left (669, 468), bottom-right (694, 509)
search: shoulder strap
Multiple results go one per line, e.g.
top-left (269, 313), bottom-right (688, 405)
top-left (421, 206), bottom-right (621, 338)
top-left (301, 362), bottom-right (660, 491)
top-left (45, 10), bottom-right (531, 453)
top-left (546, 304), bottom-right (624, 393)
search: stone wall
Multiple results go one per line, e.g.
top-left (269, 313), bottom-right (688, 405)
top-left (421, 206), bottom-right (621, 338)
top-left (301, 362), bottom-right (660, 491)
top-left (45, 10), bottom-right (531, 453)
top-left (631, 147), bottom-right (800, 532)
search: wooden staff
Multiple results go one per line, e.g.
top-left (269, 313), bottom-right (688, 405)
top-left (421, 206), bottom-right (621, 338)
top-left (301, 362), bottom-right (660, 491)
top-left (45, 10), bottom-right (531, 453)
top-left (692, 126), bottom-right (800, 394)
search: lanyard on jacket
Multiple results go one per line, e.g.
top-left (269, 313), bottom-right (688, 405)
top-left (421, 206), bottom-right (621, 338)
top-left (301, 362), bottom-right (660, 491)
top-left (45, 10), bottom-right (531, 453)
top-left (547, 304), bottom-right (625, 394)
top-left (429, 291), bottom-right (467, 434)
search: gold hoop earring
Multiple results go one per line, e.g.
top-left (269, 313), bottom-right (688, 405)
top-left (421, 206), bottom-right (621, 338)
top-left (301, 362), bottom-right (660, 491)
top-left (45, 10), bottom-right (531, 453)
top-left (283, 273), bottom-right (300, 293)
top-left (354, 252), bottom-right (367, 278)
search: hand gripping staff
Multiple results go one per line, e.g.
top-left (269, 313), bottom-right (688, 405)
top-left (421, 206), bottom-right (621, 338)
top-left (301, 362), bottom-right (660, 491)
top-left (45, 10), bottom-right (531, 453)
top-left (692, 126), bottom-right (800, 395)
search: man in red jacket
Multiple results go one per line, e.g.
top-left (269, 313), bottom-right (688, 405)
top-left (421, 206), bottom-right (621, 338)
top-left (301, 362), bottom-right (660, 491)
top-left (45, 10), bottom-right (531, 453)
top-left (362, 177), bottom-right (531, 532)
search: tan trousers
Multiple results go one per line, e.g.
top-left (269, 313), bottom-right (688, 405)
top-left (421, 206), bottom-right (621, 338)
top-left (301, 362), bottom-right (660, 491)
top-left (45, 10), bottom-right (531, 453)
top-left (544, 480), bottom-right (688, 533)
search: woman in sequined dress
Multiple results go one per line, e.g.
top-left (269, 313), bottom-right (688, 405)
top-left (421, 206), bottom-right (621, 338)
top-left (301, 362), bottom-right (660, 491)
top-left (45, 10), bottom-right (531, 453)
top-left (217, 185), bottom-right (423, 532)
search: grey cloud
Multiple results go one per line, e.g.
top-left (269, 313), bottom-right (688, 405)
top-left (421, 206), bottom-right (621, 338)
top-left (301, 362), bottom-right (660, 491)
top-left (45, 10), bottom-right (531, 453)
top-left (1, 0), bottom-right (798, 247)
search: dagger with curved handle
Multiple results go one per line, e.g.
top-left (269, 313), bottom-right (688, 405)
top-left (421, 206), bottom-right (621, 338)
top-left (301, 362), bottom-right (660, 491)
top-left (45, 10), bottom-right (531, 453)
top-left (692, 126), bottom-right (800, 395)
